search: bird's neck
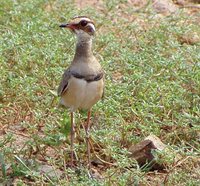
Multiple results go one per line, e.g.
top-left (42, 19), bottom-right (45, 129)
top-left (73, 38), bottom-right (93, 61)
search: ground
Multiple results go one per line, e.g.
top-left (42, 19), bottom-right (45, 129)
top-left (0, 0), bottom-right (200, 185)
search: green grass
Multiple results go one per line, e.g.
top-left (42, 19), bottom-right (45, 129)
top-left (0, 0), bottom-right (200, 185)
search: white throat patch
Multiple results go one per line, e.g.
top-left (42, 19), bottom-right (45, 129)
top-left (75, 29), bottom-right (93, 43)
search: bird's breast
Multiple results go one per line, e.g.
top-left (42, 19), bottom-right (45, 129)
top-left (60, 76), bottom-right (104, 111)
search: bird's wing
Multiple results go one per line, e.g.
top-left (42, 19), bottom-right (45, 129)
top-left (57, 69), bottom-right (71, 96)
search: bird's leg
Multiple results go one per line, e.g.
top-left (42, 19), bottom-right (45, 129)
top-left (70, 112), bottom-right (75, 167)
top-left (85, 109), bottom-right (91, 170)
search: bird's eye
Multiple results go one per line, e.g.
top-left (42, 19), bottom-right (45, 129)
top-left (80, 20), bottom-right (87, 27)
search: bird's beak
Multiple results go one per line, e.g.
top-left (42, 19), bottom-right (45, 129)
top-left (59, 23), bottom-right (76, 30)
top-left (59, 23), bottom-right (69, 28)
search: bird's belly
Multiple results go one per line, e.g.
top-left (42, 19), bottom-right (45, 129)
top-left (60, 77), bottom-right (104, 111)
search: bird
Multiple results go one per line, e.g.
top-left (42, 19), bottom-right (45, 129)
top-left (58, 16), bottom-right (104, 170)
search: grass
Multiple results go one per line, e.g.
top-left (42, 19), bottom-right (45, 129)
top-left (0, 0), bottom-right (200, 185)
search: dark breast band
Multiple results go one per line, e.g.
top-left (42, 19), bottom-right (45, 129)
top-left (71, 72), bottom-right (104, 83)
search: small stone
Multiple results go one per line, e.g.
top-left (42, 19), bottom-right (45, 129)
top-left (175, 0), bottom-right (186, 6)
top-left (145, 135), bottom-right (166, 151)
top-left (38, 164), bottom-right (63, 179)
top-left (91, 168), bottom-right (103, 179)
top-left (153, 0), bottom-right (177, 15)
top-left (179, 32), bottom-right (200, 45)
top-left (129, 135), bottom-right (168, 170)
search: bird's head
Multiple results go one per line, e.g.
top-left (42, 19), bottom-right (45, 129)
top-left (60, 16), bottom-right (96, 42)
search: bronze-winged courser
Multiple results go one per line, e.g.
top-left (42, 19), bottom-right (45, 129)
top-left (58, 16), bottom-right (104, 169)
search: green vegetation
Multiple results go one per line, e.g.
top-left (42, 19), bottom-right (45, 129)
top-left (0, 0), bottom-right (200, 185)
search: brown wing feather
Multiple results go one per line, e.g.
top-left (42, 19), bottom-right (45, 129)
top-left (57, 69), bottom-right (71, 96)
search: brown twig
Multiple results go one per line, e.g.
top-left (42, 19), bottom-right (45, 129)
top-left (89, 138), bottom-right (116, 167)
top-left (6, 129), bottom-right (30, 138)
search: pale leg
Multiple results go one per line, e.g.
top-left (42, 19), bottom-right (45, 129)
top-left (70, 112), bottom-right (75, 167)
top-left (85, 110), bottom-right (91, 170)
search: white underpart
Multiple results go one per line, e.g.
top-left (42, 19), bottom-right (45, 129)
top-left (60, 77), bottom-right (104, 112)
